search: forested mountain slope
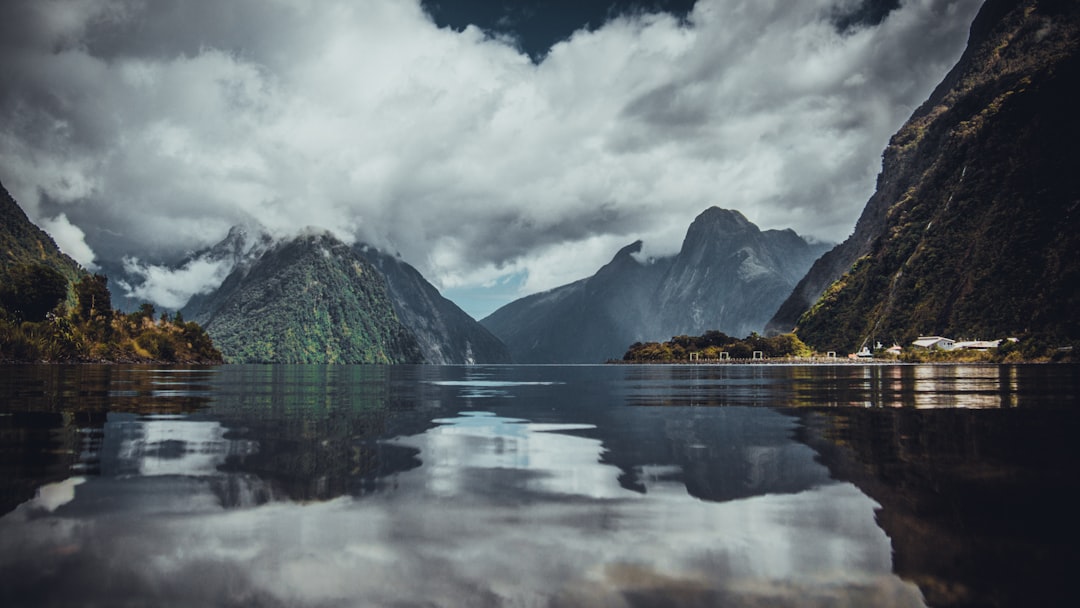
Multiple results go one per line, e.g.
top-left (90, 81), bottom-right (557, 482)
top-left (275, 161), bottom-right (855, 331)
top-left (188, 231), bottom-right (423, 364)
top-left (772, 0), bottom-right (1080, 353)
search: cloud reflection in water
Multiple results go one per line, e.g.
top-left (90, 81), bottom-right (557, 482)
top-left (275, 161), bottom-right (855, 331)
top-left (0, 408), bottom-right (925, 607)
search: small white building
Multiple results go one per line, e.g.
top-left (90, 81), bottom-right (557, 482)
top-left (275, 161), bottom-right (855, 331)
top-left (912, 336), bottom-right (955, 350)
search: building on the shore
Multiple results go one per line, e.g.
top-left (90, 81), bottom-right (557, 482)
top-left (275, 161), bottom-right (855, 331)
top-left (912, 336), bottom-right (956, 350)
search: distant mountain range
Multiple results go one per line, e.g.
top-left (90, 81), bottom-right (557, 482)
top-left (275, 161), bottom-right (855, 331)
top-left (481, 207), bottom-right (829, 363)
top-left (768, 0), bottom-right (1080, 352)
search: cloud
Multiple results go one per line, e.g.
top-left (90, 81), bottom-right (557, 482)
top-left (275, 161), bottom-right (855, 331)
top-left (0, 0), bottom-right (983, 313)
top-left (119, 255), bottom-right (236, 311)
top-left (37, 213), bottom-right (97, 270)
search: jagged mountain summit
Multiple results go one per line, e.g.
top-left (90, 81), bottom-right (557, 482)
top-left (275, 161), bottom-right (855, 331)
top-left (184, 230), bottom-right (423, 364)
top-left (772, 0), bottom-right (1080, 353)
top-left (481, 207), bottom-right (829, 363)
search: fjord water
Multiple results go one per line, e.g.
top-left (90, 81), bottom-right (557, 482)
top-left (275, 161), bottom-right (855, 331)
top-left (1, 364), bottom-right (1076, 607)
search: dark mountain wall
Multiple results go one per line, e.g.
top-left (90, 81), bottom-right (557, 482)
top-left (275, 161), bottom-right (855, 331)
top-left (767, 0), bottom-right (1025, 336)
top-left (355, 245), bottom-right (512, 364)
top-left (482, 208), bottom-right (827, 363)
top-left (785, 0), bottom-right (1080, 353)
top-left (187, 231), bottom-right (423, 364)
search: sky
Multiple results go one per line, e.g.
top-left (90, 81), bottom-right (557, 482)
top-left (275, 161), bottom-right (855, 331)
top-left (0, 0), bottom-right (983, 319)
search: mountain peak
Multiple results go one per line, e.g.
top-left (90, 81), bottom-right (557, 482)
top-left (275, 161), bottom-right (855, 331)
top-left (679, 207), bottom-right (759, 257)
top-left (693, 207), bottom-right (753, 229)
top-left (621, 239), bottom-right (645, 254)
top-left (482, 207), bottom-right (822, 362)
top-left (686, 207), bottom-right (756, 240)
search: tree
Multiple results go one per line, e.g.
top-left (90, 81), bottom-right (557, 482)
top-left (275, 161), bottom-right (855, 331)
top-left (75, 274), bottom-right (112, 321)
top-left (0, 263), bottom-right (69, 322)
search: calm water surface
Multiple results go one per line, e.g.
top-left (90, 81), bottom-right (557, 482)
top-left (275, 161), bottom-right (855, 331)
top-left (1, 364), bottom-right (1077, 607)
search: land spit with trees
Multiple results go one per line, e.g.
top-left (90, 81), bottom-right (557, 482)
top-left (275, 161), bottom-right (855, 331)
top-left (618, 331), bottom-right (813, 363)
top-left (0, 265), bottom-right (222, 364)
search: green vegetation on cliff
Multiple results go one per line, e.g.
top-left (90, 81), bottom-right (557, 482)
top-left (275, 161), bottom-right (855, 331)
top-left (621, 331), bottom-right (812, 362)
top-left (795, 0), bottom-right (1080, 354)
top-left (191, 232), bottom-right (423, 364)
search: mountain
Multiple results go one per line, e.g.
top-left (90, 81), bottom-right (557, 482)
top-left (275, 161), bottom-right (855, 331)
top-left (480, 240), bottom-right (671, 364)
top-left (185, 230), bottom-right (423, 364)
top-left (354, 245), bottom-right (512, 364)
top-left (1, 180), bottom-right (84, 284)
top-left (651, 208), bottom-right (829, 338)
top-left (481, 207), bottom-right (829, 363)
top-left (177, 227), bottom-right (509, 364)
top-left (772, 0), bottom-right (1080, 353)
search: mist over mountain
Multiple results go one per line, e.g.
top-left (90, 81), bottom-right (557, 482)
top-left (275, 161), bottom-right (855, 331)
top-left (482, 208), bottom-right (829, 363)
top-left (773, 0), bottom-right (1080, 353)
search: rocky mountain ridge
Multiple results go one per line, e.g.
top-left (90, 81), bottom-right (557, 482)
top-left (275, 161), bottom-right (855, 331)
top-left (482, 207), bottom-right (829, 363)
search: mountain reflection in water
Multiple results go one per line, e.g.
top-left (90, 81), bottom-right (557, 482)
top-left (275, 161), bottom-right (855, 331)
top-left (0, 363), bottom-right (1076, 607)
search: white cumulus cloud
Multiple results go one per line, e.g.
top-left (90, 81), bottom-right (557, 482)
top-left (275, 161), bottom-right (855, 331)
top-left (120, 256), bottom-right (235, 311)
top-left (38, 213), bottom-right (97, 270)
top-left (0, 0), bottom-right (983, 315)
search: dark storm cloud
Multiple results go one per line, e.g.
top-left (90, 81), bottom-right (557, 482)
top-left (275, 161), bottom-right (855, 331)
top-left (0, 0), bottom-right (982, 309)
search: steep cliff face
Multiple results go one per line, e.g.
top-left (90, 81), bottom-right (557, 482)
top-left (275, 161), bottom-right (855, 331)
top-left (783, 0), bottom-right (1080, 352)
top-left (482, 207), bottom-right (827, 363)
top-left (355, 245), bottom-right (512, 364)
top-left (767, 0), bottom-right (1027, 336)
top-left (188, 231), bottom-right (423, 364)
